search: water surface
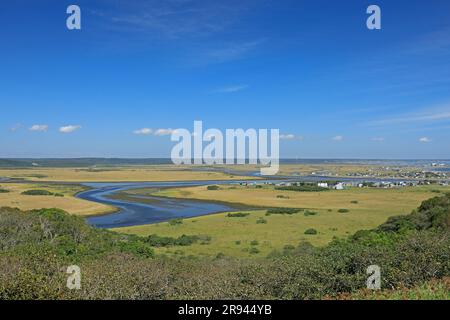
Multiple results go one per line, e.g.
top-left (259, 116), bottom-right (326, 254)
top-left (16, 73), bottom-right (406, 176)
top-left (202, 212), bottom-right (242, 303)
top-left (78, 181), bottom-right (248, 228)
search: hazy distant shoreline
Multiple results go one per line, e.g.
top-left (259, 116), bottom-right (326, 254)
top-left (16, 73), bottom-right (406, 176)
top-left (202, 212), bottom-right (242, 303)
top-left (0, 158), bottom-right (449, 168)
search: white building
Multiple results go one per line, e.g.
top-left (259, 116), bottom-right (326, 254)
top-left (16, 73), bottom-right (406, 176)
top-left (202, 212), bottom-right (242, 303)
top-left (335, 183), bottom-right (344, 190)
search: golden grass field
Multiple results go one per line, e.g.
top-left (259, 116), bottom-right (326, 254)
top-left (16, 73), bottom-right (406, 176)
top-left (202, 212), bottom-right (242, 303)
top-left (116, 184), bottom-right (449, 257)
top-left (0, 165), bottom-right (250, 182)
top-left (0, 183), bottom-right (114, 216)
top-left (150, 184), bottom-right (442, 212)
top-left (0, 164), bottom-right (425, 182)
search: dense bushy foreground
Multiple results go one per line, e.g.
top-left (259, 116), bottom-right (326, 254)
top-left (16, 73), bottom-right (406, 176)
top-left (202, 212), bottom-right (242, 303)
top-left (0, 194), bottom-right (449, 300)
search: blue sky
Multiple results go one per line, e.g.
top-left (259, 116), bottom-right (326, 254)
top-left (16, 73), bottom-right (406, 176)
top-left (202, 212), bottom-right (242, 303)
top-left (1, 0), bottom-right (450, 158)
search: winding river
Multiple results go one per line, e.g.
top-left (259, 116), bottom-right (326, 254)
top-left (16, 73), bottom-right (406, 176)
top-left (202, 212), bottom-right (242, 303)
top-left (77, 180), bottom-right (258, 228)
top-left (76, 174), bottom-right (421, 229)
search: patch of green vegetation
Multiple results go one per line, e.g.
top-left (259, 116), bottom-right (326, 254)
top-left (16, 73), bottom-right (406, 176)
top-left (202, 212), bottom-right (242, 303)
top-left (227, 212), bottom-right (250, 218)
top-left (0, 188), bottom-right (10, 193)
top-left (0, 193), bottom-right (449, 300)
top-left (304, 210), bottom-right (318, 216)
top-left (21, 190), bottom-right (54, 196)
top-left (350, 200), bottom-right (359, 204)
top-left (266, 208), bottom-right (301, 215)
top-left (207, 185), bottom-right (220, 191)
top-left (338, 209), bottom-right (350, 213)
top-left (256, 217), bottom-right (267, 224)
top-left (344, 278), bottom-right (450, 300)
top-left (283, 244), bottom-right (295, 251)
top-left (168, 218), bottom-right (183, 226)
top-left (304, 228), bottom-right (318, 235)
top-left (0, 207), bottom-right (155, 261)
top-left (145, 234), bottom-right (210, 247)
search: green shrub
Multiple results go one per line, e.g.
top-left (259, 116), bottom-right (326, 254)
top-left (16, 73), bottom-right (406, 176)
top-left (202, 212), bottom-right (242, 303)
top-left (21, 190), bottom-right (53, 196)
top-left (0, 188), bottom-right (10, 193)
top-left (145, 234), bottom-right (207, 247)
top-left (304, 210), bottom-right (318, 216)
top-left (267, 208), bottom-right (301, 215)
top-left (249, 247), bottom-right (260, 255)
top-left (338, 209), bottom-right (350, 213)
top-left (256, 218), bottom-right (268, 224)
top-left (351, 200), bottom-right (359, 204)
top-left (207, 185), bottom-right (220, 190)
top-left (215, 252), bottom-right (225, 259)
top-left (250, 240), bottom-right (259, 246)
top-left (168, 218), bottom-right (183, 226)
top-left (304, 228), bottom-right (318, 235)
top-left (227, 212), bottom-right (250, 218)
top-left (119, 241), bottom-right (154, 258)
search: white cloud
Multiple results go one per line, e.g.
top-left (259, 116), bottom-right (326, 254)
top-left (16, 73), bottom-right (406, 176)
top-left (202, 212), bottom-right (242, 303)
top-left (59, 125), bottom-right (81, 133)
top-left (214, 85), bottom-right (248, 93)
top-left (29, 124), bottom-right (48, 132)
top-left (279, 134), bottom-right (296, 140)
top-left (332, 135), bottom-right (344, 141)
top-left (132, 128), bottom-right (178, 137)
top-left (419, 137), bottom-right (431, 143)
top-left (154, 128), bottom-right (176, 136)
top-left (133, 128), bottom-right (153, 135)
top-left (371, 137), bottom-right (385, 142)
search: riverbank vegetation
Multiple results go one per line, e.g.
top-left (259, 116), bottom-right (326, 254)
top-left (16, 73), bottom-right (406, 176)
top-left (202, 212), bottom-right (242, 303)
top-left (0, 193), bottom-right (449, 299)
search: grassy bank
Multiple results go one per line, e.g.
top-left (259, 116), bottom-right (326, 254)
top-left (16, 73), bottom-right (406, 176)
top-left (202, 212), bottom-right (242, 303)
top-left (116, 185), bottom-right (448, 257)
top-left (0, 183), bottom-right (114, 216)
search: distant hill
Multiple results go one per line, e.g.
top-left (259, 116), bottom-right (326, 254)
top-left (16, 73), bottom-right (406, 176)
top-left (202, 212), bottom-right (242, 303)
top-left (0, 158), bottom-right (173, 168)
